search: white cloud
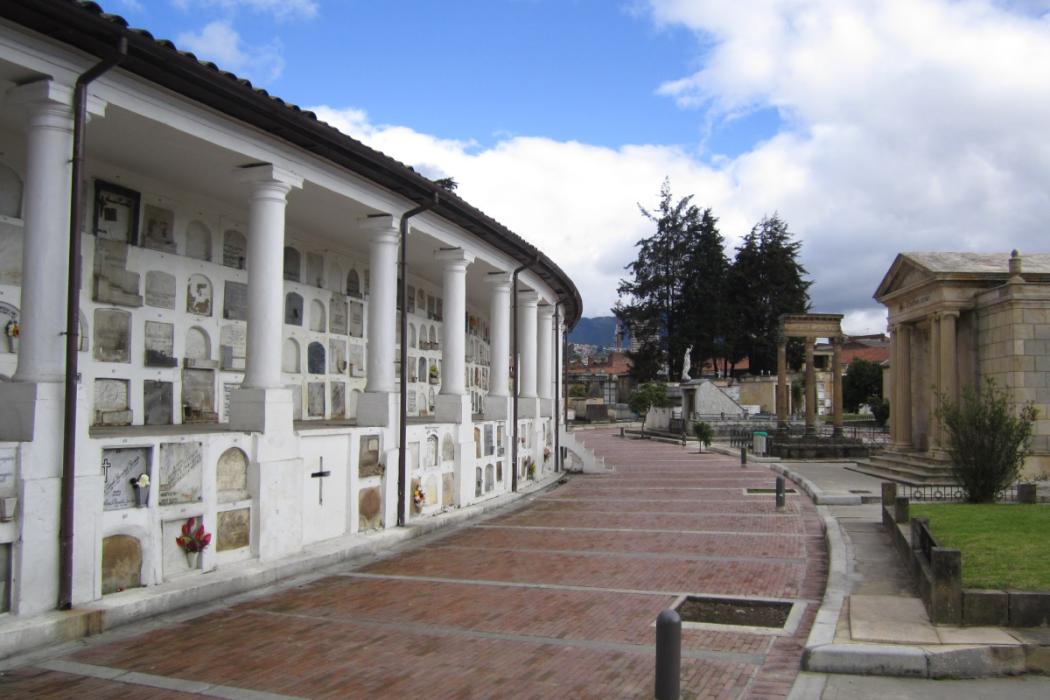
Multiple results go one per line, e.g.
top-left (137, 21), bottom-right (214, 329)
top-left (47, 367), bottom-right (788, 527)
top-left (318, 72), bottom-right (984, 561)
top-left (172, 0), bottom-right (318, 21)
top-left (176, 21), bottom-right (284, 83)
top-left (313, 0), bottom-right (1050, 335)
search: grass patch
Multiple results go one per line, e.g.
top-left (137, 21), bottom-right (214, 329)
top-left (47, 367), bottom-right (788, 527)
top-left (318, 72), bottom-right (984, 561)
top-left (911, 504), bottom-right (1050, 590)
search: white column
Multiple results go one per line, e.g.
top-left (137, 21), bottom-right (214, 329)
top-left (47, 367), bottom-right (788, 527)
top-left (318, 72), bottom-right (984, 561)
top-left (537, 304), bottom-right (554, 416)
top-left (517, 291), bottom-right (539, 399)
top-left (237, 166), bottom-right (302, 390)
top-left (435, 248), bottom-right (474, 424)
top-left (356, 215), bottom-right (400, 426)
top-left (484, 272), bottom-right (511, 420)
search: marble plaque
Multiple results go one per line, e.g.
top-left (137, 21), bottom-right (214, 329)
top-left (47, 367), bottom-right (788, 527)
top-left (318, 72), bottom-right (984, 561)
top-left (359, 435), bottom-right (382, 478)
top-left (93, 308), bottom-right (131, 363)
top-left (349, 301), bottom-right (364, 337)
top-left (442, 434), bottom-right (455, 462)
top-left (221, 382), bottom-right (239, 423)
top-left (181, 369), bottom-right (215, 419)
top-left (358, 487), bottom-right (382, 530)
top-left (484, 425), bottom-right (494, 456)
top-left (144, 271), bottom-right (176, 309)
top-left (330, 295), bottom-right (348, 334)
top-left (142, 204), bottom-right (176, 253)
top-left (102, 447), bottom-right (150, 511)
top-left (407, 391), bottom-right (416, 415)
top-left (217, 447), bottom-right (248, 501)
top-left (223, 281), bottom-right (248, 321)
top-left (348, 344), bottom-right (364, 376)
top-left (185, 327), bottom-right (210, 362)
top-left (306, 252), bottom-right (324, 287)
top-left (307, 341), bottom-right (325, 374)
top-left (0, 447), bottom-right (15, 497)
top-left (101, 535), bottom-right (142, 595)
top-left (144, 380), bottom-right (173, 425)
top-left (497, 424), bottom-right (506, 455)
top-left (159, 442), bottom-right (202, 506)
top-left (93, 239), bottom-right (142, 307)
top-left (217, 508), bottom-right (251, 551)
top-left (329, 339), bottom-right (347, 374)
top-left (220, 324), bottom-right (246, 371)
top-left (94, 378), bottom-right (131, 426)
top-left (442, 472), bottom-right (455, 507)
top-left (223, 229), bottom-right (247, 269)
top-left (426, 435), bottom-right (439, 467)
top-left (186, 274), bottom-right (213, 316)
top-left (144, 321), bottom-right (175, 367)
top-left (284, 292), bottom-right (303, 326)
top-left (474, 427), bottom-right (482, 459)
top-left (331, 382), bottom-right (346, 418)
top-left (485, 464), bottom-right (494, 492)
top-left (307, 382), bottom-right (325, 417)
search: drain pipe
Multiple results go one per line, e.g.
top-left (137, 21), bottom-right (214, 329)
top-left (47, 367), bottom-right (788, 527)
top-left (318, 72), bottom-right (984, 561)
top-left (510, 258), bottom-right (536, 493)
top-left (553, 301), bottom-right (562, 472)
top-left (59, 39), bottom-right (127, 611)
top-left (397, 193), bottom-right (439, 527)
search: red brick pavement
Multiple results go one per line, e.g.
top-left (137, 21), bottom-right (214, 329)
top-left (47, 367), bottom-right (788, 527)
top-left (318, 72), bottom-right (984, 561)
top-left (0, 431), bottom-right (826, 699)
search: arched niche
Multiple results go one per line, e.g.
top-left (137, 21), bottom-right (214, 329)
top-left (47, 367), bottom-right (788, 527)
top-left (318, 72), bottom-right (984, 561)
top-left (346, 268), bottom-right (361, 297)
top-left (441, 434), bottom-right (454, 462)
top-left (0, 161), bottom-right (23, 219)
top-left (222, 229), bottom-right (246, 270)
top-left (329, 262), bottom-right (344, 293)
top-left (185, 326), bottom-right (211, 361)
top-left (485, 464), bottom-right (494, 493)
top-left (78, 309), bottom-right (89, 352)
top-left (309, 298), bottom-right (326, 332)
top-left (216, 447), bottom-right (249, 502)
top-left (185, 220), bottom-right (212, 261)
top-left (409, 323), bottom-right (416, 348)
top-left (307, 341), bottom-right (325, 374)
top-left (417, 288), bottom-right (426, 311)
top-left (283, 246), bottom-right (301, 282)
top-left (282, 337), bottom-right (300, 373)
top-left (417, 357), bottom-right (427, 382)
top-left (429, 325), bottom-right (437, 346)
top-left (348, 388), bottom-right (362, 418)
top-left (417, 391), bottom-right (426, 416)
top-left (101, 534), bottom-right (142, 595)
top-left (284, 292), bottom-right (303, 326)
top-left (186, 273), bottom-right (213, 316)
top-left (474, 467), bottom-right (483, 498)
top-left (426, 434), bottom-right (439, 468)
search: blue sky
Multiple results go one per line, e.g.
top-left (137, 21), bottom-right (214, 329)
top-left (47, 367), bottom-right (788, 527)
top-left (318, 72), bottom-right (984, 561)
top-left (112, 1), bottom-right (1050, 332)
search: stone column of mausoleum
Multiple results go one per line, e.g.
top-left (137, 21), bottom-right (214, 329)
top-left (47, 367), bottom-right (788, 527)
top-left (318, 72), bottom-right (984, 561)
top-left (832, 336), bottom-right (844, 437)
top-left (804, 336), bottom-right (816, 436)
top-left (776, 338), bottom-right (788, 432)
top-left (355, 215), bottom-right (400, 426)
top-left (928, 315), bottom-right (941, 449)
top-left (517, 290), bottom-right (540, 418)
top-left (435, 247), bottom-right (473, 423)
top-left (537, 303), bottom-right (554, 416)
top-left (484, 272), bottom-right (512, 420)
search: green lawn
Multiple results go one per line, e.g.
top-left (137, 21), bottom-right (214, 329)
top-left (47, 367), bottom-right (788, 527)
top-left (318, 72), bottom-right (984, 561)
top-left (910, 504), bottom-right (1050, 591)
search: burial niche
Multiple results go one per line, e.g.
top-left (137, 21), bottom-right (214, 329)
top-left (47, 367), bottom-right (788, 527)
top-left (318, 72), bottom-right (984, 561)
top-left (283, 246), bottom-right (301, 282)
top-left (426, 435), bottom-right (439, 468)
top-left (185, 220), bottom-right (212, 261)
top-left (217, 508), bottom-right (250, 551)
top-left (331, 382), bottom-right (346, 418)
top-left (442, 434), bottom-right (455, 463)
top-left (330, 295), bottom-right (348, 334)
top-left (94, 378), bottom-right (131, 427)
top-left (309, 298), bottom-right (326, 332)
top-left (159, 442), bottom-right (203, 506)
top-left (475, 467), bottom-right (483, 498)
top-left (186, 274), bottom-right (213, 316)
top-left (182, 369), bottom-right (216, 422)
top-left (0, 161), bottom-right (22, 218)
top-left (216, 447), bottom-right (249, 502)
top-left (144, 321), bottom-right (176, 368)
top-left (285, 292), bottom-right (303, 326)
top-left (222, 229), bottom-right (247, 270)
top-left (346, 269), bottom-right (361, 297)
top-left (485, 464), bottom-right (494, 493)
top-left (144, 380), bottom-right (173, 425)
top-left (306, 252), bottom-right (324, 287)
top-left (282, 337), bottom-right (300, 373)
top-left (409, 323), bottom-right (416, 348)
top-left (185, 326), bottom-right (211, 367)
top-left (144, 270), bottom-right (176, 310)
top-left (307, 341), bottom-right (325, 374)
top-left (101, 534), bottom-right (142, 595)
top-left (93, 308), bottom-right (131, 363)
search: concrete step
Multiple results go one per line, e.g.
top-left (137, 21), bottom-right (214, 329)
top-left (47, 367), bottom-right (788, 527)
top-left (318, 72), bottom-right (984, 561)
top-left (848, 452), bottom-right (956, 486)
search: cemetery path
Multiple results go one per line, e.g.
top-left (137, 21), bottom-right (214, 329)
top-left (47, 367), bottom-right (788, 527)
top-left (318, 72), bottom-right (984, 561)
top-left (0, 430), bottom-right (826, 699)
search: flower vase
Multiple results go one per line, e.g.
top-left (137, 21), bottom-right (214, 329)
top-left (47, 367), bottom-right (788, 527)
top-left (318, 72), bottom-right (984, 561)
top-left (185, 550), bottom-right (199, 569)
top-left (134, 486), bottom-right (150, 508)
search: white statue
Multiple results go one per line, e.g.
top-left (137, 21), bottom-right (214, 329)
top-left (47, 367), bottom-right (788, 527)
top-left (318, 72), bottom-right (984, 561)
top-left (681, 345), bottom-right (693, 381)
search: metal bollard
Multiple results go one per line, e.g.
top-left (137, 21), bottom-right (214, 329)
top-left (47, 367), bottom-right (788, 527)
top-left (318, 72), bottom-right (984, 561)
top-left (655, 608), bottom-right (681, 700)
top-left (740, 446), bottom-right (747, 466)
top-left (776, 476), bottom-right (786, 509)
top-left (620, 426), bottom-right (625, 438)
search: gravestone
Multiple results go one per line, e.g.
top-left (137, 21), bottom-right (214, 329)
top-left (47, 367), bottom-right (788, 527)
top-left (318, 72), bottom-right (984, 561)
top-left (185, 220), bottom-right (212, 261)
top-left (285, 292), bottom-right (304, 326)
top-left (330, 295), bottom-right (348, 334)
top-left (93, 239), bottom-right (142, 307)
top-left (223, 281), bottom-right (248, 321)
top-left (101, 535), bottom-right (142, 595)
top-left (144, 271), bottom-right (176, 310)
top-left (307, 341), bottom-right (325, 374)
top-left (442, 434), bottom-right (455, 462)
top-left (346, 269), bottom-right (361, 297)
top-left (348, 343), bottom-right (364, 376)
top-left (407, 391), bottom-right (417, 415)
top-left (497, 424), bottom-right (505, 455)
top-left (102, 447), bottom-right (150, 510)
top-left (0, 447), bottom-right (16, 497)
top-left (159, 442), bottom-right (203, 505)
top-left (142, 204), bottom-right (176, 253)
top-left (306, 252), bottom-right (324, 287)
top-left (329, 339), bottom-right (347, 374)
top-left (331, 382), bottom-right (346, 418)
top-left (474, 427), bottom-right (481, 459)
top-left (220, 324), bottom-right (246, 371)
top-left (426, 435), bottom-right (439, 468)
top-left (484, 424), bottom-right (494, 456)
top-left (309, 299), bottom-right (326, 332)
top-left (222, 229), bottom-right (247, 269)
top-left (186, 274), bottom-right (213, 316)
top-left (442, 472), bottom-right (455, 506)
top-left (424, 474), bottom-right (438, 505)
top-left (221, 382), bottom-right (238, 422)
top-left (143, 380), bottom-right (173, 425)
top-left (217, 508), bottom-right (250, 551)
top-left (359, 487), bottom-right (382, 530)
top-left (94, 378), bottom-right (131, 426)
top-left (181, 369), bottom-right (215, 421)
top-left (144, 321), bottom-right (176, 367)
top-left (283, 247), bottom-right (301, 281)
top-left (216, 447), bottom-right (249, 501)
top-left (307, 382), bottom-right (325, 417)
top-left (93, 308), bottom-right (131, 363)
top-left (348, 301), bottom-right (364, 337)
top-left (497, 461), bottom-right (503, 482)
top-left (485, 464), bottom-right (494, 492)
top-left (359, 435), bottom-right (382, 478)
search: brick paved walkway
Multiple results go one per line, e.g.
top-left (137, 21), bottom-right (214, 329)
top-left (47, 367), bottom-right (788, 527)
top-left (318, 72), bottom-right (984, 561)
top-left (0, 432), bottom-right (826, 699)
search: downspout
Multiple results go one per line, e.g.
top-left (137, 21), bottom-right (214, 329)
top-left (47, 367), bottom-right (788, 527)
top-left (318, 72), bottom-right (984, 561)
top-left (396, 193), bottom-right (439, 527)
top-left (553, 301), bottom-right (561, 472)
top-left (59, 38), bottom-right (127, 611)
top-left (509, 258), bottom-right (535, 493)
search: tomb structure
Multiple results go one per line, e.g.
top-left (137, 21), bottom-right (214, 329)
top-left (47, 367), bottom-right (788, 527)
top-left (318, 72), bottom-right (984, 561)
top-left (0, 3), bottom-right (580, 618)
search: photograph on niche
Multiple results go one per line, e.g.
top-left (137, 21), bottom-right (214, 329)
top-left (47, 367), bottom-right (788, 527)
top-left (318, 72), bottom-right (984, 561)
top-left (93, 180), bottom-right (141, 244)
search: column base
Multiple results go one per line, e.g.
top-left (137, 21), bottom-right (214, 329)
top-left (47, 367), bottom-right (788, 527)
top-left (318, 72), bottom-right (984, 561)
top-left (484, 394), bottom-right (510, 421)
top-left (436, 393), bottom-right (471, 424)
top-left (518, 397), bottom-right (541, 418)
top-left (356, 391), bottom-right (399, 427)
top-left (229, 387), bottom-right (293, 434)
top-left (0, 380), bottom-right (65, 444)
top-left (540, 398), bottom-right (553, 417)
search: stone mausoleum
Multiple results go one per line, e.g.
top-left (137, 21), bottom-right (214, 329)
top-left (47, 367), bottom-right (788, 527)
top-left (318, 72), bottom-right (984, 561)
top-left (0, 3), bottom-right (581, 617)
top-left (872, 251), bottom-right (1050, 482)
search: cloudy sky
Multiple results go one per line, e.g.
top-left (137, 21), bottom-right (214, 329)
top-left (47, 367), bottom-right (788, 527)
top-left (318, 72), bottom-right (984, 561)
top-left (116, 0), bottom-right (1050, 333)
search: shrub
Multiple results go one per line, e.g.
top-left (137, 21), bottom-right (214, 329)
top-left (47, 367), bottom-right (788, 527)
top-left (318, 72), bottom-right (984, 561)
top-left (628, 382), bottom-right (671, 432)
top-left (869, 396), bottom-right (890, 427)
top-left (937, 379), bottom-right (1038, 503)
top-left (692, 421), bottom-right (714, 452)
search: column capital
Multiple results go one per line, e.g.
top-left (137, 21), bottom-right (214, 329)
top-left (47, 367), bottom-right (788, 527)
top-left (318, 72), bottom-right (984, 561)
top-left (485, 271), bottom-right (512, 290)
top-left (939, 309), bottom-right (961, 321)
top-left (359, 214), bottom-right (400, 244)
top-left (517, 289), bottom-right (540, 308)
top-left (8, 79), bottom-right (107, 117)
top-left (537, 303), bottom-right (555, 320)
top-left (435, 247), bottom-right (475, 268)
top-left (234, 163), bottom-right (303, 199)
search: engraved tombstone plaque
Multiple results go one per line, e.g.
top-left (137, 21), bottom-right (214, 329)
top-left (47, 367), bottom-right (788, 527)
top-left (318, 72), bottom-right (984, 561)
top-left (103, 447), bottom-right (150, 510)
top-left (144, 321), bottom-right (176, 367)
top-left (159, 442), bottom-right (202, 505)
top-left (307, 341), bottom-right (325, 374)
top-left (93, 308), bottom-right (131, 363)
top-left (143, 380), bottom-right (173, 425)
top-left (331, 382), bottom-right (346, 418)
top-left (219, 324), bottom-right (246, 371)
top-left (349, 301), bottom-right (364, 337)
top-left (216, 447), bottom-right (248, 501)
top-left (307, 382), bottom-right (325, 417)
top-left (222, 230), bottom-right (247, 270)
top-left (217, 508), bottom-right (250, 551)
top-left (144, 270), bottom-right (176, 309)
top-left (223, 281), bottom-right (248, 321)
top-left (330, 295), bottom-right (348, 334)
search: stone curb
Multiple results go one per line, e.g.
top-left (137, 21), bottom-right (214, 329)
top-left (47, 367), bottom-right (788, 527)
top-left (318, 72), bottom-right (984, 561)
top-left (0, 471), bottom-right (567, 663)
top-left (770, 463), bottom-right (863, 505)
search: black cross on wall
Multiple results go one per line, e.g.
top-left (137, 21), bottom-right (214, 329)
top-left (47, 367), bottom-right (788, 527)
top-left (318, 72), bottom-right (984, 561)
top-left (310, 457), bottom-right (331, 506)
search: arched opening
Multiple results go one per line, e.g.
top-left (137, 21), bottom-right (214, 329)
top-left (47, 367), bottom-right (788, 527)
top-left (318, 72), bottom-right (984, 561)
top-left (283, 246), bottom-right (301, 282)
top-left (185, 220), bottom-right (212, 261)
top-left (282, 337), bottom-right (300, 373)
